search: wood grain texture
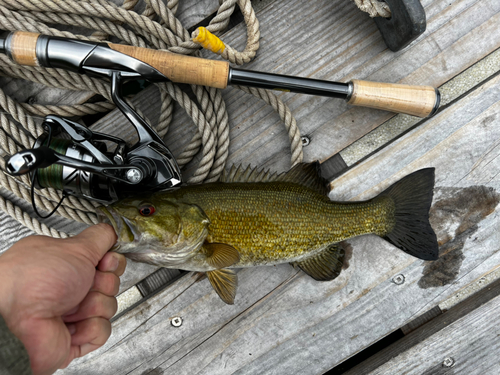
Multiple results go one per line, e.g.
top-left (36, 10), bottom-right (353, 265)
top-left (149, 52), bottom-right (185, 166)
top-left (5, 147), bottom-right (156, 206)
top-left (219, 0), bottom-right (500, 169)
top-left (59, 62), bottom-right (500, 374)
top-left (9, 31), bottom-right (39, 67)
top-left (81, 0), bottom-right (500, 294)
top-left (347, 80), bottom-right (438, 117)
top-left (347, 277), bottom-right (500, 375)
top-left (109, 44), bottom-right (230, 88)
top-left (90, 0), bottom-right (500, 174)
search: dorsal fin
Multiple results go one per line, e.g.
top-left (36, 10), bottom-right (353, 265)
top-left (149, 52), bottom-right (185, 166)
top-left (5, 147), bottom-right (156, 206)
top-left (220, 164), bottom-right (278, 183)
top-left (220, 162), bottom-right (329, 195)
top-left (275, 162), bottom-right (329, 195)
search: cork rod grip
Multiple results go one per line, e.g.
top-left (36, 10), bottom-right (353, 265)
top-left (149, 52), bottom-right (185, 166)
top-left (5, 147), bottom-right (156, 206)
top-left (108, 43), bottom-right (230, 89)
top-left (5, 31), bottom-right (40, 66)
top-left (347, 79), bottom-right (440, 118)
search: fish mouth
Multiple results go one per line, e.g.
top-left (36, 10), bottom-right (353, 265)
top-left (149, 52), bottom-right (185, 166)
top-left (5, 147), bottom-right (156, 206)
top-left (97, 206), bottom-right (139, 248)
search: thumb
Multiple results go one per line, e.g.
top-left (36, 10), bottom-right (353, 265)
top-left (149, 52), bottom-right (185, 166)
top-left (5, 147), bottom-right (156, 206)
top-left (70, 223), bottom-right (117, 266)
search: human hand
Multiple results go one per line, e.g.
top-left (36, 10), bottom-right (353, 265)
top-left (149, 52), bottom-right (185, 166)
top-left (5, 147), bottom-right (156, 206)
top-left (0, 223), bottom-right (125, 375)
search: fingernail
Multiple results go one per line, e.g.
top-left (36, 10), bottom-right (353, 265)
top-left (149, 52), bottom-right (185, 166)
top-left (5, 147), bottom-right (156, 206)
top-left (110, 255), bottom-right (119, 272)
top-left (67, 324), bottom-right (76, 335)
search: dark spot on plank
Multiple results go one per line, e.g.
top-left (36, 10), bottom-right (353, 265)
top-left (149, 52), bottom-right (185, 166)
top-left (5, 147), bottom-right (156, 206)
top-left (419, 186), bottom-right (500, 289)
top-left (339, 240), bottom-right (353, 270)
top-left (418, 230), bottom-right (467, 289)
top-left (481, 113), bottom-right (496, 128)
top-left (139, 368), bottom-right (164, 375)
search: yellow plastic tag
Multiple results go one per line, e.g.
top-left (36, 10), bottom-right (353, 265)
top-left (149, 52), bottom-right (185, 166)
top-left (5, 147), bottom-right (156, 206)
top-left (192, 27), bottom-right (225, 54)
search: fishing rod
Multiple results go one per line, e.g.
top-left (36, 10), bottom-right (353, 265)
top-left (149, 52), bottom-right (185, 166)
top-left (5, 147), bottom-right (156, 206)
top-left (1, 31), bottom-right (440, 217)
top-left (0, 31), bottom-right (440, 118)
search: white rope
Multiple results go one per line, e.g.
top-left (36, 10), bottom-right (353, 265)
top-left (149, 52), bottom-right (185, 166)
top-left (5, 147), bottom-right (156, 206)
top-left (352, 0), bottom-right (391, 18)
top-left (0, 0), bottom-right (304, 237)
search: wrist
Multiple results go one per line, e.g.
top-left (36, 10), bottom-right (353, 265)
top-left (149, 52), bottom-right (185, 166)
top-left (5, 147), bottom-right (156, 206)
top-left (0, 258), bottom-right (16, 329)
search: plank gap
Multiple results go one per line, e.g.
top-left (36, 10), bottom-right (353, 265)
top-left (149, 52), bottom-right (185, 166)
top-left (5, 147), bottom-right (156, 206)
top-left (343, 273), bottom-right (500, 374)
top-left (324, 329), bottom-right (405, 375)
top-left (321, 153), bottom-right (348, 182)
top-left (136, 268), bottom-right (185, 297)
top-left (400, 305), bottom-right (443, 335)
top-left (111, 270), bottom-right (186, 322)
top-left (187, 11), bottom-right (219, 35)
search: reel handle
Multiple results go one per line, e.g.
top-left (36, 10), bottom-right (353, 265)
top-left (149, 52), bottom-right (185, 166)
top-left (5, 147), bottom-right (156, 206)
top-left (6, 146), bottom-right (58, 176)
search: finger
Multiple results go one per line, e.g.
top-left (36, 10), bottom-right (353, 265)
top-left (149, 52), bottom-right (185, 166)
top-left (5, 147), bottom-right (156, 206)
top-left (63, 291), bottom-right (117, 322)
top-left (69, 224), bottom-right (117, 265)
top-left (92, 270), bottom-right (120, 296)
top-left (98, 252), bottom-right (127, 276)
top-left (65, 317), bottom-right (112, 362)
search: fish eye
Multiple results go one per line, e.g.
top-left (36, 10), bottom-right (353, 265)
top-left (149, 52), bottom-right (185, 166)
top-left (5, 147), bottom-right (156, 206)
top-left (138, 204), bottom-right (156, 217)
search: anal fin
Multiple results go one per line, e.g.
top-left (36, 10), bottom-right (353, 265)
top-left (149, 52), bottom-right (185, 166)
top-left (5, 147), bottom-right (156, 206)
top-left (207, 269), bottom-right (238, 304)
top-left (292, 244), bottom-right (345, 281)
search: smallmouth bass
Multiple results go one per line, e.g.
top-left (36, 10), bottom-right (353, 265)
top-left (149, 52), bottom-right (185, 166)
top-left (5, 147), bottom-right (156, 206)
top-left (98, 163), bottom-right (438, 304)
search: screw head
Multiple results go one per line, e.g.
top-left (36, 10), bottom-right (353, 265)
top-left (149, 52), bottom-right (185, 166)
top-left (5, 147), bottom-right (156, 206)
top-left (126, 168), bottom-right (143, 184)
top-left (442, 357), bottom-right (455, 367)
top-left (301, 136), bottom-right (310, 147)
top-left (392, 274), bottom-right (405, 285)
top-left (171, 316), bottom-right (183, 327)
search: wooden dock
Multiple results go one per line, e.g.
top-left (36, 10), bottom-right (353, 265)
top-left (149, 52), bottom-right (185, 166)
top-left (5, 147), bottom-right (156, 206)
top-left (2, 0), bottom-right (500, 373)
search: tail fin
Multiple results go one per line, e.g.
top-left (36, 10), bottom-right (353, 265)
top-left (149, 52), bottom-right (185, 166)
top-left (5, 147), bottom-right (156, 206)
top-left (380, 168), bottom-right (439, 260)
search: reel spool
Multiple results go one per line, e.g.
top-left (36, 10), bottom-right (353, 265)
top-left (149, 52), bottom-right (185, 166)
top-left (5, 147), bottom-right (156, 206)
top-left (33, 135), bottom-right (117, 204)
top-left (6, 102), bottom-right (182, 218)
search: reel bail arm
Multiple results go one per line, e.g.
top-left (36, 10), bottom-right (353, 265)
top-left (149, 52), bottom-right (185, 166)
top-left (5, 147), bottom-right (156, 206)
top-left (3, 34), bottom-right (182, 215)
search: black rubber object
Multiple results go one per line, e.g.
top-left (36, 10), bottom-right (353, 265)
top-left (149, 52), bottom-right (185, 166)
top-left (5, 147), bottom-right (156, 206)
top-left (374, 0), bottom-right (426, 52)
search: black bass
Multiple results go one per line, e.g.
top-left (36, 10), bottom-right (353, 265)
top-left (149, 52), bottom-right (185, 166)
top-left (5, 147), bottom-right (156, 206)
top-left (98, 163), bottom-right (438, 304)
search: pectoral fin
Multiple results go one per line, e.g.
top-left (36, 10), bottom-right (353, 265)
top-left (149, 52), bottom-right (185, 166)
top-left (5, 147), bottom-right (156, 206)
top-left (204, 243), bottom-right (240, 269)
top-left (292, 244), bottom-right (345, 281)
top-left (207, 269), bottom-right (238, 304)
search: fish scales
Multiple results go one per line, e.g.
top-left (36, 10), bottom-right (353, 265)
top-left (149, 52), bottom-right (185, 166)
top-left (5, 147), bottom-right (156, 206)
top-left (98, 163), bottom-right (439, 304)
top-left (167, 182), bottom-right (395, 266)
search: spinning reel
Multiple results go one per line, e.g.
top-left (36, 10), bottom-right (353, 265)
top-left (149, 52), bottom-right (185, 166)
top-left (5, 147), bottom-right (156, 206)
top-left (4, 39), bottom-right (182, 217)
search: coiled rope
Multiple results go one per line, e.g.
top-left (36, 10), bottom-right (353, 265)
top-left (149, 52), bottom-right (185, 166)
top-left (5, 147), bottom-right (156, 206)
top-left (0, 0), bottom-right (304, 238)
top-left (0, 0), bottom-right (389, 239)
top-left (353, 0), bottom-right (390, 18)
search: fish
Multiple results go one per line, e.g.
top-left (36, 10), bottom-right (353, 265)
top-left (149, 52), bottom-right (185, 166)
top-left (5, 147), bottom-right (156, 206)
top-left (97, 162), bottom-right (439, 304)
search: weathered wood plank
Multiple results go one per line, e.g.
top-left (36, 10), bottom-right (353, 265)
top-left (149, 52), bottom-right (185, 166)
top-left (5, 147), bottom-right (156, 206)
top-left (93, 0), bottom-right (500, 173)
top-left (175, 0), bottom-right (219, 29)
top-left (59, 59), bottom-right (500, 374)
top-left (221, 0), bottom-right (500, 170)
top-left (346, 276), bottom-right (500, 375)
top-left (84, 0), bottom-right (500, 293)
